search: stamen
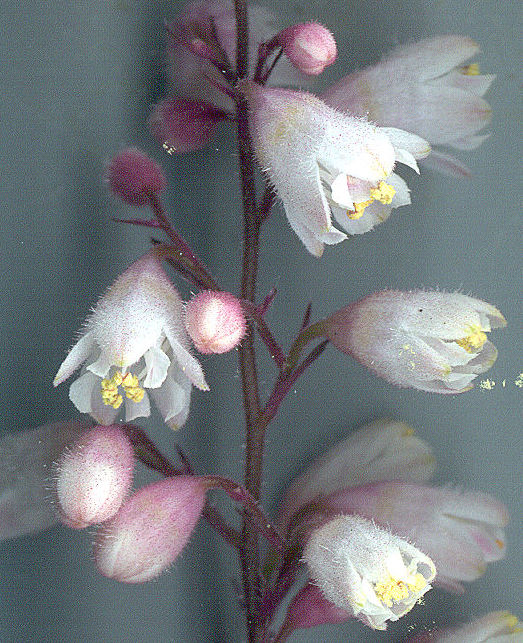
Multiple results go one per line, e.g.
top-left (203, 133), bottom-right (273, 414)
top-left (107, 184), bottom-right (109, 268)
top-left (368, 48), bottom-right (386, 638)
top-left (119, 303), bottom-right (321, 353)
top-left (374, 571), bottom-right (427, 607)
top-left (347, 198), bottom-right (373, 220)
top-left (370, 181), bottom-right (396, 204)
top-left (100, 370), bottom-right (145, 407)
top-left (455, 326), bottom-right (487, 353)
top-left (460, 63), bottom-right (480, 75)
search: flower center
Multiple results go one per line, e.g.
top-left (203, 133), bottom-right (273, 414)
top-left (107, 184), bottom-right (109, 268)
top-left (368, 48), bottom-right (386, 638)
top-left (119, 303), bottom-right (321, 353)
top-left (347, 181), bottom-right (396, 220)
top-left (455, 325), bottom-right (488, 353)
top-left (374, 571), bottom-right (427, 607)
top-left (101, 371), bottom-right (145, 409)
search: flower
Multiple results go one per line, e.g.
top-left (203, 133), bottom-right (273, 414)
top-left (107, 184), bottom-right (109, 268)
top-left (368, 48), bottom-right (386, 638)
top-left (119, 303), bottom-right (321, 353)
top-left (166, 1), bottom-right (309, 113)
top-left (55, 425), bottom-right (134, 529)
top-left (106, 148), bottom-right (166, 206)
top-left (0, 420), bottom-right (91, 540)
top-left (94, 476), bottom-right (208, 583)
top-left (280, 418), bottom-right (435, 527)
top-left (54, 254), bottom-right (208, 429)
top-left (276, 23), bottom-right (337, 76)
top-left (325, 289), bottom-right (506, 393)
top-left (303, 514), bottom-right (436, 630)
top-left (321, 36), bottom-right (494, 177)
top-left (324, 482), bottom-right (508, 593)
top-left (245, 82), bottom-right (430, 255)
top-left (406, 611), bottom-right (523, 642)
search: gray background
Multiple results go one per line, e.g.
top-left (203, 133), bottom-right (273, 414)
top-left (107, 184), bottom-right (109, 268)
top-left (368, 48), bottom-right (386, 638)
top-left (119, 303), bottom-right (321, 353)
top-left (1, 0), bottom-right (520, 641)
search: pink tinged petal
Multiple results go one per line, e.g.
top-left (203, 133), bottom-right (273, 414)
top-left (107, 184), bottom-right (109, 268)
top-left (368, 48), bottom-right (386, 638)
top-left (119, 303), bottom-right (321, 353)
top-left (420, 150), bottom-right (472, 178)
top-left (449, 133), bottom-right (491, 150)
top-left (435, 70), bottom-right (496, 97)
top-left (54, 332), bottom-right (96, 386)
top-left (142, 345), bottom-right (170, 388)
top-left (383, 36), bottom-right (480, 82)
top-left (124, 391), bottom-right (151, 423)
top-left (0, 420), bottom-right (91, 540)
top-left (150, 365), bottom-right (192, 430)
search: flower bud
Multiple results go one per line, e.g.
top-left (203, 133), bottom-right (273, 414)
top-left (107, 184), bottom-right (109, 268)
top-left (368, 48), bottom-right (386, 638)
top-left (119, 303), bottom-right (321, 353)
top-left (406, 610), bottom-right (523, 642)
top-left (326, 289), bottom-right (506, 393)
top-left (55, 426), bottom-right (134, 529)
top-left (284, 583), bottom-right (351, 631)
top-left (106, 147), bottom-right (166, 206)
top-left (185, 290), bottom-right (246, 354)
top-left (303, 514), bottom-right (436, 630)
top-left (94, 476), bottom-right (207, 583)
top-left (149, 98), bottom-right (226, 154)
top-left (277, 23), bottom-right (337, 75)
top-left (280, 418), bottom-right (435, 527)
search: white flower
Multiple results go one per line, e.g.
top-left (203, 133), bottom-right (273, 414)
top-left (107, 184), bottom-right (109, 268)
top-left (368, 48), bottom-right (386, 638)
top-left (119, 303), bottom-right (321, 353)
top-left (54, 254), bottom-right (208, 429)
top-left (321, 36), bottom-right (494, 177)
top-left (326, 289), bottom-right (506, 393)
top-left (245, 83), bottom-right (430, 256)
top-left (303, 514), bottom-right (436, 630)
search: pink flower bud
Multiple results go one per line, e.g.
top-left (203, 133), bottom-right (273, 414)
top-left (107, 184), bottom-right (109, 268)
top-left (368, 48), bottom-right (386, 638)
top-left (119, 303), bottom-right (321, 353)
top-left (106, 147), bottom-right (166, 206)
top-left (325, 290), bottom-right (506, 393)
top-left (94, 476), bottom-right (207, 583)
top-left (55, 425), bottom-right (134, 529)
top-left (406, 610), bottom-right (522, 642)
top-left (149, 98), bottom-right (226, 154)
top-left (185, 290), bottom-right (246, 354)
top-left (277, 23), bottom-right (337, 75)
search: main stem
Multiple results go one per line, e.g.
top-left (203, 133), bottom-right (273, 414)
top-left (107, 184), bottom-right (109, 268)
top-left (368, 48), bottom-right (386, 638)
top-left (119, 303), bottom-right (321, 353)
top-left (234, 1), bottom-right (265, 641)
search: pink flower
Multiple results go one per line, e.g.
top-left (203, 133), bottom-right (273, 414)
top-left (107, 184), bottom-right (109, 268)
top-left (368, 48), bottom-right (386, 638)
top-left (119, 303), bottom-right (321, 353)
top-left (407, 610), bottom-right (523, 642)
top-left (54, 254), bottom-right (208, 429)
top-left (94, 476), bottom-right (207, 583)
top-left (185, 290), bottom-right (246, 354)
top-left (303, 514), bottom-right (436, 630)
top-left (321, 36), bottom-right (494, 177)
top-left (106, 148), bottom-right (166, 206)
top-left (325, 290), bottom-right (506, 393)
top-left (324, 482), bottom-right (508, 593)
top-left (280, 418), bottom-right (435, 527)
top-left (55, 425), bottom-right (134, 529)
top-left (276, 23), bottom-right (337, 75)
top-left (245, 82), bottom-right (429, 255)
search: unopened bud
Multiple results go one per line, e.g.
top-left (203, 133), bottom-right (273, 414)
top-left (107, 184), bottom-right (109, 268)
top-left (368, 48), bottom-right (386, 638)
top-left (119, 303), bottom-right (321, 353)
top-left (277, 23), bottom-right (337, 75)
top-left (94, 476), bottom-right (207, 583)
top-left (185, 290), bottom-right (246, 354)
top-left (55, 426), bottom-right (134, 529)
top-left (107, 147), bottom-right (166, 206)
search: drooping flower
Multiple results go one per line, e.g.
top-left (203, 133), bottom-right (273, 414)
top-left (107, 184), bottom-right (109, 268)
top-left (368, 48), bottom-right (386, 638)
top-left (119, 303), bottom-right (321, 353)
top-left (276, 23), bottom-right (337, 76)
top-left (107, 148), bottom-right (166, 206)
top-left (321, 36), bottom-right (494, 177)
top-left (303, 514), bottom-right (436, 630)
top-left (54, 253), bottom-right (208, 429)
top-left (245, 82), bottom-right (430, 255)
top-left (94, 476), bottom-right (208, 583)
top-left (406, 611), bottom-right (523, 642)
top-left (280, 418), bottom-right (435, 527)
top-left (0, 420), bottom-right (91, 540)
top-left (325, 290), bottom-right (506, 393)
top-left (166, 1), bottom-right (309, 113)
top-left (324, 482), bottom-right (508, 593)
top-left (55, 425), bottom-right (134, 529)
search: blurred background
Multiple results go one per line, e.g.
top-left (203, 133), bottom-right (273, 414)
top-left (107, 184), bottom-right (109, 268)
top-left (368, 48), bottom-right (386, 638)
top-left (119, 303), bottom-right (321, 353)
top-left (1, 0), bottom-right (520, 640)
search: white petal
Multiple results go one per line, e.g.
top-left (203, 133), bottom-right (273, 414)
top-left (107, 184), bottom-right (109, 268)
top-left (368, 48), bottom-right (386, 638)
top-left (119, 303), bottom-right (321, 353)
top-left (382, 127), bottom-right (431, 161)
top-left (86, 352), bottom-right (113, 378)
top-left (420, 150), bottom-right (472, 178)
top-left (150, 368), bottom-right (191, 430)
top-left (54, 332), bottom-right (96, 386)
top-left (164, 329), bottom-right (208, 391)
top-left (125, 392), bottom-right (151, 422)
top-left (69, 371), bottom-right (99, 414)
top-left (143, 345), bottom-right (170, 388)
top-left (330, 173), bottom-right (354, 209)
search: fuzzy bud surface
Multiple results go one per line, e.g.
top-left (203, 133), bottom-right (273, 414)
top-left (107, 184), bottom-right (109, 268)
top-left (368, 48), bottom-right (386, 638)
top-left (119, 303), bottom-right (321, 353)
top-left (277, 23), bottom-right (337, 75)
top-left (107, 147), bottom-right (166, 206)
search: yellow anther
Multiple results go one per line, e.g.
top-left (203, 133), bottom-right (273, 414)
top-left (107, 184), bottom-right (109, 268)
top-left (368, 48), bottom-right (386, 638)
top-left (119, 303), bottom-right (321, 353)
top-left (347, 198), bottom-right (373, 220)
top-left (495, 538), bottom-right (505, 549)
top-left (455, 326), bottom-right (488, 353)
top-left (374, 577), bottom-right (410, 607)
top-left (460, 63), bottom-right (480, 75)
top-left (100, 370), bottom-right (145, 407)
top-left (370, 181), bottom-right (396, 204)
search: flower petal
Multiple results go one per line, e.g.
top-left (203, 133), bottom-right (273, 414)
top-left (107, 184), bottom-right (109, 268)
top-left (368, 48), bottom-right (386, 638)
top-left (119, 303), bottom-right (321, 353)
top-left (54, 332), bottom-right (96, 386)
